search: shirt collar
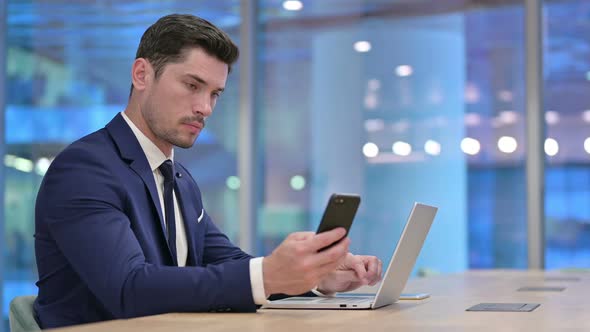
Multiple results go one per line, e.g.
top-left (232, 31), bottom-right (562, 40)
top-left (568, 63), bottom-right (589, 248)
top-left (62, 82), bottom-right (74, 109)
top-left (121, 111), bottom-right (174, 172)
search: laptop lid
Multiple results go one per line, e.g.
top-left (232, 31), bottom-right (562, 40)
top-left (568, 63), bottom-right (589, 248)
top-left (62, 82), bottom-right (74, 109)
top-left (371, 202), bottom-right (437, 308)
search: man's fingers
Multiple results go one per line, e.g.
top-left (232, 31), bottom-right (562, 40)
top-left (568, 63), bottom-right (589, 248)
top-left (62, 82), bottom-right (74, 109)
top-left (310, 237), bottom-right (350, 270)
top-left (367, 258), bottom-right (383, 286)
top-left (349, 255), bottom-right (368, 283)
top-left (364, 256), bottom-right (381, 285)
top-left (315, 256), bottom-right (350, 280)
top-left (309, 227), bottom-right (347, 252)
top-left (289, 231), bottom-right (316, 241)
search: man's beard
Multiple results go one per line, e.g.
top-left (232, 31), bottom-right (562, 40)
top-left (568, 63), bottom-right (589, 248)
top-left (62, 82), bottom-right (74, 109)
top-left (142, 102), bottom-right (206, 149)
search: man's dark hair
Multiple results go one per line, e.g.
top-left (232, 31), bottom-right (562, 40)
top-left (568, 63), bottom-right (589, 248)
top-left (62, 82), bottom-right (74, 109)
top-left (130, 14), bottom-right (239, 95)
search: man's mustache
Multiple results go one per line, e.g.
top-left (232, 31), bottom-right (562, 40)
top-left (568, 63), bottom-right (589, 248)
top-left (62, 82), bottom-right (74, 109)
top-left (181, 115), bottom-right (206, 128)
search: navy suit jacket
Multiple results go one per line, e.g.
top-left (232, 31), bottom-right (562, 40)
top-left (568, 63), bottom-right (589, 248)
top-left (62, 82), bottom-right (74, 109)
top-left (34, 114), bottom-right (257, 328)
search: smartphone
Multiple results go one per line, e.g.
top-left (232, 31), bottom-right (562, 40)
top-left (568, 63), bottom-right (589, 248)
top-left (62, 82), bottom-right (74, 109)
top-left (316, 193), bottom-right (361, 250)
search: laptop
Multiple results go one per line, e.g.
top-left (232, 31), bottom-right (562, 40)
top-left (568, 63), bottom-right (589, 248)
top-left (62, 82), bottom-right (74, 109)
top-left (263, 202), bottom-right (438, 310)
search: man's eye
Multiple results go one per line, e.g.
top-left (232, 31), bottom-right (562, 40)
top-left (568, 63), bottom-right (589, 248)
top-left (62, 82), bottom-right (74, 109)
top-left (187, 83), bottom-right (197, 90)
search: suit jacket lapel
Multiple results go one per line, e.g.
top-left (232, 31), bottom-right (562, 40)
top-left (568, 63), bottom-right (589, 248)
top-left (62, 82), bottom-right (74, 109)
top-left (105, 114), bottom-right (168, 243)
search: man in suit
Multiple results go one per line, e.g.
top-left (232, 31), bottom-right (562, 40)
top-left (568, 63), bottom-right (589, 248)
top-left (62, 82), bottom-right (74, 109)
top-left (34, 14), bottom-right (382, 329)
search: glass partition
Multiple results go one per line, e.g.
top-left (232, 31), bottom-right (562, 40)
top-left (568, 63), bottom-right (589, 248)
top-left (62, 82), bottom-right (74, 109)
top-left (543, 0), bottom-right (590, 269)
top-left (255, 1), bottom-right (526, 272)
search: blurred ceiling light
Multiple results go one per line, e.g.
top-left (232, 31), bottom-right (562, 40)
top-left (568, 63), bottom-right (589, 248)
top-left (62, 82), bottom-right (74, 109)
top-left (499, 110), bottom-right (518, 124)
top-left (4, 154), bottom-right (16, 167)
top-left (585, 137), bottom-right (590, 154)
top-left (583, 110), bottom-right (590, 123)
top-left (392, 141), bottom-right (412, 156)
top-left (464, 113), bottom-right (481, 127)
top-left (363, 142), bottom-right (379, 158)
top-left (353, 40), bottom-right (371, 53)
top-left (226, 176), bottom-right (240, 190)
top-left (392, 120), bottom-right (410, 133)
top-left (497, 136), bottom-right (518, 154)
top-left (395, 65), bottom-right (413, 77)
top-left (282, 0), bottom-right (303, 11)
top-left (14, 157), bottom-right (33, 173)
top-left (545, 111), bottom-right (560, 125)
top-left (367, 79), bottom-right (381, 91)
top-left (498, 90), bottom-right (514, 102)
top-left (35, 157), bottom-right (52, 176)
top-left (364, 93), bottom-right (378, 109)
top-left (461, 137), bottom-right (481, 156)
top-left (464, 83), bottom-right (480, 103)
top-left (545, 138), bottom-right (559, 156)
top-left (290, 175), bottom-right (306, 191)
top-left (364, 119), bottom-right (384, 132)
top-left (424, 140), bottom-right (441, 156)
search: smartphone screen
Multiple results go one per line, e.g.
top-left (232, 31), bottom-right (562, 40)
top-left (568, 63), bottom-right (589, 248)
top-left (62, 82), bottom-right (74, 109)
top-left (316, 193), bottom-right (361, 250)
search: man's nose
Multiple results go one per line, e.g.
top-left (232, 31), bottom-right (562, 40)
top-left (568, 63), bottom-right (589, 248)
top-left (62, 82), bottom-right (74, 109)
top-left (193, 95), bottom-right (213, 117)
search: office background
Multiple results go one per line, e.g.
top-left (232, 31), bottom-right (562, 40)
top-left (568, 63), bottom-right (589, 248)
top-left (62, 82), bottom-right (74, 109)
top-left (1, 0), bottom-right (589, 330)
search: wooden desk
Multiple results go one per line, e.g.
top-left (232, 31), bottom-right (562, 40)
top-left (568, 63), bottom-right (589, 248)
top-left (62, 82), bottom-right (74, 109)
top-left (50, 270), bottom-right (590, 331)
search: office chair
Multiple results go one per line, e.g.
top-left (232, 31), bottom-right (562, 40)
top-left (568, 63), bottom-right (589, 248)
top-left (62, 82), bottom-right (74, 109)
top-left (9, 295), bottom-right (41, 332)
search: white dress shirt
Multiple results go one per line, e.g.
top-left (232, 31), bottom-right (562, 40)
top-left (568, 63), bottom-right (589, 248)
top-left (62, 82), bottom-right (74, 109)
top-left (121, 112), bottom-right (267, 304)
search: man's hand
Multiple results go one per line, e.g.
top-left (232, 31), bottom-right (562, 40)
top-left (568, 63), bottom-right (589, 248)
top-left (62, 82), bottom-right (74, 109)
top-left (262, 228), bottom-right (349, 296)
top-left (316, 253), bottom-right (383, 294)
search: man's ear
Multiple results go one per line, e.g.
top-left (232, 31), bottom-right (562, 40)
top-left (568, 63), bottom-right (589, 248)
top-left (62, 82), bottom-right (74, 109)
top-left (131, 58), bottom-right (152, 91)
